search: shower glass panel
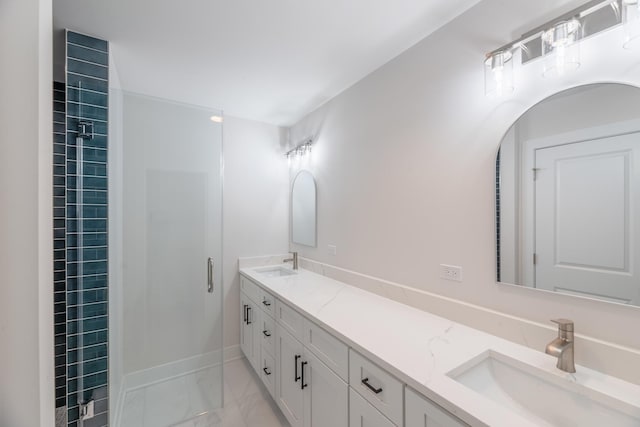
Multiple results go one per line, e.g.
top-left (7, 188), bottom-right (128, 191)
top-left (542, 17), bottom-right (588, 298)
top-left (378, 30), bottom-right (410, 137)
top-left (112, 91), bottom-right (223, 426)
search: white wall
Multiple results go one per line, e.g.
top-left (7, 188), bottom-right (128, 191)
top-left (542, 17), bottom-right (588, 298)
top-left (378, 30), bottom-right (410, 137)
top-left (223, 116), bottom-right (289, 350)
top-left (0, 0), bottom-right (54, 426)
top-left (289, 0), bottom-right (640, 375)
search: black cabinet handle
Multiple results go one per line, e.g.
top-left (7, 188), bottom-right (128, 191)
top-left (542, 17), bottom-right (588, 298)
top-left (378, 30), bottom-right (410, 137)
top-left (243, 304), bottom-right (248, 324)
top-left (262, 299), bottom-right (271, 307)
top-left (263, 367), bottom-right (271, 376)
top-left (301, 361), bottom-right (308, 390)
top-left (362, 378), bottom-right (382, 394)
top-left (263, 330), bottom-right (271, 337)
top-left (247, 306), bottom-right (252, 325)
top-left (294, 355), bottom-right (301, 382)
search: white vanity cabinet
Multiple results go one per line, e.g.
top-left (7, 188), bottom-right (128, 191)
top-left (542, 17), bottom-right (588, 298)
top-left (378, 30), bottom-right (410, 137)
top-left (275, 302), bottom-right (349, 427)
top-left (405, 387), bottom-right (468, 427)
top-left (239, 273), bottom-right (469, 427)
top-left (350, 388), bottom-right (396, 427)
top-left (240, 291), bottom-right (260, 371)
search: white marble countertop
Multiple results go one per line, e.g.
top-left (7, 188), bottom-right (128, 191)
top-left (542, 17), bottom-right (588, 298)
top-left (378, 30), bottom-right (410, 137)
top-left (239, 264), bottom-right (640, 427)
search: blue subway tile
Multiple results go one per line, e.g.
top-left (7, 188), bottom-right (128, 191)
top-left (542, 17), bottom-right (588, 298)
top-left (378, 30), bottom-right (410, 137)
top-left (67, 73), bottom-right (108, 94)
top-left (67, 86), bottom-right (108, 107)
top-left (83, 176), bottom-right (107, 191)
top-left (67, 32), bottom-right (108, 53)
top-left (67, 102), bottom-right (108, 122)
top-left (67, 44), bottom-right (108, 66)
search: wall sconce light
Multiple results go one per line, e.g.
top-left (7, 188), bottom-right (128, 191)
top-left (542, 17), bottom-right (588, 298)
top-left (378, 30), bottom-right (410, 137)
top-left (542, 19), bottom-right (582, 78)
top-left (484, 0), bottom-right (629, 96)
top-left (485, 50), bottom-right (514, 97)
top-left (286, 138), bottom-right (313, 159)
top-left (623, 0), bottom-right (640, 48)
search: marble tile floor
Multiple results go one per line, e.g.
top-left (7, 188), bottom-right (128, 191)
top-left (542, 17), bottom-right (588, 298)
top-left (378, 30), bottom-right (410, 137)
top-left (120, 357), bottom-right (289, 427)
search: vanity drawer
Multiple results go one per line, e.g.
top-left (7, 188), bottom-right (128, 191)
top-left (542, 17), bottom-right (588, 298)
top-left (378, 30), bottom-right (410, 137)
top-left (303, 319), bottom-right (348, 381)
top-left (260, 288), bottom-right (276, 318)
top-left (349, 350), bottom-right (403, 426)
top-left (405, 387), bottom-right (468, 427)
top-left (260, 348), bottom-right (276, 398)
top-left (275, 299), bottom-right (305, 342)
top-left (260, 312), bottom-right (276, 357)
top-left (240, 275), bottom-right (261, 304)
top-left (349, 388), bottom-right (396, 427)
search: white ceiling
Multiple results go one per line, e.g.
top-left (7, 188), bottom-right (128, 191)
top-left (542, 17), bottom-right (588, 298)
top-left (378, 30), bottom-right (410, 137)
top-left (53, 0), bottom-right (481, 126)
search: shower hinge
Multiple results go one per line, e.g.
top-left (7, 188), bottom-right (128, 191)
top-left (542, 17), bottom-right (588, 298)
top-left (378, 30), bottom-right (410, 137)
top-left (79, 399), bottom-right (95, 420)
top-left (78, 120), bottom-right (94, 140)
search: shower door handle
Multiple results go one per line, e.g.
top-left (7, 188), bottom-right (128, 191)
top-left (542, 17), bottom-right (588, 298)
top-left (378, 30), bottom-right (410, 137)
top-left (207, 257), bottom-right (214, 293)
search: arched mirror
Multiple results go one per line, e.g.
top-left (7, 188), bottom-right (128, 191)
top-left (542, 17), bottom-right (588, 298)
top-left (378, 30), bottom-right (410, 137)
top-left (496, 83), bottom-right (640, 306)
top-left (291, 170), bottom-right (317, 247)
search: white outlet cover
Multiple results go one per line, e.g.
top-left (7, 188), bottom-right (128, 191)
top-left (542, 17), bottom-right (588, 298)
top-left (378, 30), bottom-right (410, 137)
top-left (328, 245), bottom-right (337, 256)
top-left (440, 264), bottom-right (463, 282)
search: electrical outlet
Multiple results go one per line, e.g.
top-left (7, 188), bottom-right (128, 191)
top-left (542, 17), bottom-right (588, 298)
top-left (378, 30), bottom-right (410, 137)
top-left (440, 264), bottom-right (462, 282)
top-left (328, 245), bottom-right (337, 256)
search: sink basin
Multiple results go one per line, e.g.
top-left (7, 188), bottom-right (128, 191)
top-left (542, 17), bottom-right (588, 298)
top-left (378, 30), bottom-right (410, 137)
top-left (254, 266), bottom-right (297, 277)
top-left (448, 351), bottom-right (640, 427)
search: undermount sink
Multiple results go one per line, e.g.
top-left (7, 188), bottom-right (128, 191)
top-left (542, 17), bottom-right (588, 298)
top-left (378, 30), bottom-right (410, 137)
top-left (448, 350), bottom-right (640, 427)
top-left (254, 266), bottom-right (297, 277)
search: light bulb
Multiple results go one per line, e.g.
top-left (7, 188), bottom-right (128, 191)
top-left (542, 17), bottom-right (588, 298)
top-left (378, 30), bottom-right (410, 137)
top-left (484, 50), bottom-right (513, 97)
top-left (542, 20), bottom-right (581, 78)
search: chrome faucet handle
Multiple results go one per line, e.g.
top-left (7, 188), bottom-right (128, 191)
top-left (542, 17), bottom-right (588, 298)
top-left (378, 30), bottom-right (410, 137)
top-left (551, 318), bottom-right (574, 332)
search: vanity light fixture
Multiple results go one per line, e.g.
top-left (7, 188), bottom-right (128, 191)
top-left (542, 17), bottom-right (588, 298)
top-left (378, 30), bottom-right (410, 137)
top-left (541, 19), bottom-right (582, 78)
top-left (484, 0), bottom-right (630, 95)
top-left (285, 138), bottom-right (313, 159)
top-left (623, 0), bottom-right (640, 48)
top-left (485, 50), bottom-right (514, 97)
top-left (210, 115), bottom-right (223, 123)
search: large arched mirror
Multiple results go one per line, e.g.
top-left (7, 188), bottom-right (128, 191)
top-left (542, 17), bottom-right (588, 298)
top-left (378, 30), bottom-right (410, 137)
top-left (496, 83), bottom-right (640, 306)
top-left (291, 170), bottom-right (317, 247)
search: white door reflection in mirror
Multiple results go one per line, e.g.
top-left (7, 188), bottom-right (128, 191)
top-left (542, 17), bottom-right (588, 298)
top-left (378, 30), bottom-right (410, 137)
top-left (496, 83), bottom-right (640, 307)
top-left (291, 170), bottom-right (317, 247)
top-left (536, 136), bottom-right (638, 304)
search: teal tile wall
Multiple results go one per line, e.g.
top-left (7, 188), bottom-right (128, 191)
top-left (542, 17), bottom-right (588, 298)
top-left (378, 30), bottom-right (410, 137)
top-left (54, 81), bottom-right (67, 409)
top-left (65, 30), bottom-right (109, 427)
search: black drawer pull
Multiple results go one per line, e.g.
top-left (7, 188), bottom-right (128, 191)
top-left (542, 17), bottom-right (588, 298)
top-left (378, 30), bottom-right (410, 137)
top-left (263, 367), bottom-right (271, 376)
top-left (294, 355), bottom-right (301, 382)
top-left (263, 330), bottom-right (271, 337)
top-left (243, 304), bottom-right (248, 323)
top-left (262, 299), bottom-right (271, 307)
top-left (247, 306), bottom-right (252, 325)
top-left (362, 378), bottom-right (382, 394)
top-left (301, 361), bottom-right (308, 390)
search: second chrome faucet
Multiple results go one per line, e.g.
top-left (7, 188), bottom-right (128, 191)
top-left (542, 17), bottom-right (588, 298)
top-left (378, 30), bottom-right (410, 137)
top-left (545, 318), bottom-right (576, 373)
top-left (284, 252), bottom-right (298, 270)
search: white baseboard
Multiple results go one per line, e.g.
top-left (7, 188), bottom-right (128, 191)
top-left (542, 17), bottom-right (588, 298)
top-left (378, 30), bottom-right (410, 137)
top-left (122, 350), bottom-right (223, 393)
top-left (223, 344), bottom-right (242, 363)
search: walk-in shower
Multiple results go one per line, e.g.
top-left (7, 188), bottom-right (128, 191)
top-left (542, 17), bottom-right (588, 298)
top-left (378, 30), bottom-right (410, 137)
top-left (54, 30), bottom-right (224, 427)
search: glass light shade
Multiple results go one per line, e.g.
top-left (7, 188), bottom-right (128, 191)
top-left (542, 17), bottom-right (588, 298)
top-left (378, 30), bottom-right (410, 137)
top-left (484, 50), bottom-right (514, 98)
top-left (623, 0), bottom-right (640, 49)
top-left (542, 20), bottom-right (581, 78)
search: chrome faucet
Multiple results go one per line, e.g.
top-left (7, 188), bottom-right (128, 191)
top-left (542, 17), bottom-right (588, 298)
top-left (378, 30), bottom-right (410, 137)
top-left (283, 252), bottom-right (298, 270)
top-left (545, 318), bottom-right (576, 373)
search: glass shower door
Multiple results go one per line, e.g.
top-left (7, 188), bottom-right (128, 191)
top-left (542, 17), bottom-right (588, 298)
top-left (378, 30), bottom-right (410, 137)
top-left (117, 91), bottom-right (223, 427)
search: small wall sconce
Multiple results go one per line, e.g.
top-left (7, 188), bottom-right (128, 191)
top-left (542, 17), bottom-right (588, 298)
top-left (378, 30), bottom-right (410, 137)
top-left (623, 0), bottom-right (640, 48)
top-left (286, 138), bottom-right (313, 159)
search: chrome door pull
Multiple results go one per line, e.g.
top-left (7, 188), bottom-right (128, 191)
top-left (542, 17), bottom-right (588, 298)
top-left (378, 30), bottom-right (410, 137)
top-left (207, 257), bottom-right (214, 293)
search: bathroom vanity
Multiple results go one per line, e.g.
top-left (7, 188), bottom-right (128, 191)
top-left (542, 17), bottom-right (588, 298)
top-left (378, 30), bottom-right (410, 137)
top-left (239, 263), bottom-right (640, 427)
